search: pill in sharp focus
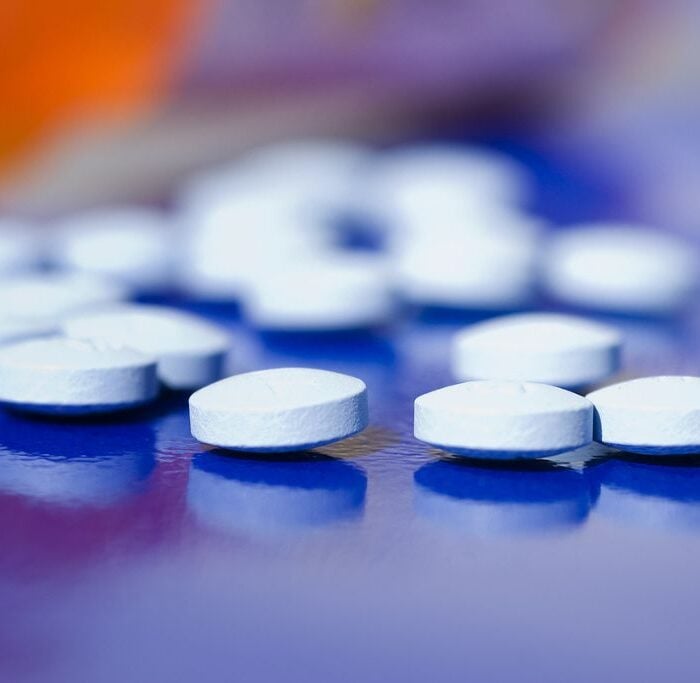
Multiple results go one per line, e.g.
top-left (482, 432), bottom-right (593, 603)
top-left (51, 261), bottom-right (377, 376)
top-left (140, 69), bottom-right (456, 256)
top-left (414, 380), bottom-right (593, 459)
top-left (242, 255), bottom-right (394, 331)
top-left (587, 376), bottom-right (700, 455)
top-left (543, 224), bottom-right (698, 315)
top-left (0, 337), bottom-right (158, 415)
top-left (0, 273), bottom-right (128, 323)
top-left (189, 368), bottom-right (368, 452)
top-left (52, 207), bottom-right (173, 291)
top-left (452, 313), bottom-right (622, 388)
top-left (63, 304), bottom-right (230, 389)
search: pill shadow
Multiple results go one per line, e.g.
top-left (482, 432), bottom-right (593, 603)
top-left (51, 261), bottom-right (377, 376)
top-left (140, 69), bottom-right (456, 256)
top-left (414, 456), bottom-right (595, 536)
top-left (1, 389), bottom-right (191, 427)
top-left (590, 454), bottom-right (700, 532)
top-left (313, 425), bottom-right (402, 459)
top-left (187, 450), bottom-right (368, 536)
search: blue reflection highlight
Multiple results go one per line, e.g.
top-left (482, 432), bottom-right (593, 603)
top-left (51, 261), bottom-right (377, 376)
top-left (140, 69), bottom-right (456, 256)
top-left (414, 458), bottom-right (593, 536)
top-left (188, 451), bottom-right (367, 536)
top-left (0, 412), bottom-right (156, 507)
top-left (594, 456), bottom-right (700, 532)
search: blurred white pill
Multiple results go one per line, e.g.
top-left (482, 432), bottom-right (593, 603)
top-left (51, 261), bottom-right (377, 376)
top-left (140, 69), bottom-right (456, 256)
top-left (452, 313), bottom-right (622, 388)
top-left (178, 181), bottom-right (331, 300)
top-left (393, 217), bottom-right (541, 309)
top-left (242, 255), bottom-right (394, 331)
top-left (63, 304), bottom-right (230, 389)
top-left (0, 273), bottom-right (128, 323)
top-left (0, 220), bottom-right (41, 274)
top-left (0, 337), bottom-right (158, 414)
top-left (187, 453), bottom-right (366, 536)
top-left (52, 207), bottom-right (173, 291)
top-left (587, 376), bottom-right (700, 454)
top-left (365, 144), bottom-right (531, 230)
top-left (189, 368), bottom-right (368, 452)
top-left (543, 225), bottom-right (698, 314)
top-left (414, 380), bottom-right (593, 458)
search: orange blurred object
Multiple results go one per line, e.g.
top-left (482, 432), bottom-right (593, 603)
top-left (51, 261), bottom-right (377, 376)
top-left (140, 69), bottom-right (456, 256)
top-left (0, 0), bottom-right (197, 176)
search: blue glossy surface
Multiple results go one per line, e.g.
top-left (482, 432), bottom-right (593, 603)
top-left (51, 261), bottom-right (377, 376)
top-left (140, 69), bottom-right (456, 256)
top-left (3, 149), bottom-right (700, 682)
top-left (2, 303), bottom-right (700, 683)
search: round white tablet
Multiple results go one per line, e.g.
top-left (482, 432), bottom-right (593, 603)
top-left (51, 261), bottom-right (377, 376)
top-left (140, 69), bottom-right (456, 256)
top-left (189, 368), bottom-right (368, 452)
top-left (52, 207), bottom-right (173, 291)
top-left (187, 453), bottom-right (367, 535)
top-left (242, 255), bottom-right (394, 331)
top-left (392, 217), bottom-right (541, 309)
top-left (414, 380), bottom-right (593, 458)
top-left (587, 376), bottom-right (700, 454)
top-left (63, 304), bottom-right (230, 389)
top-left (0, 317), bottom-right (57, 345)
top-left (0, 273), bottom-right (128, 323)
top-left (0, 337), bottom-right (158, 414)
top-left (543, 224), bottom-right (698, 314)
top-left (452, 313), bottom-right (622, 388)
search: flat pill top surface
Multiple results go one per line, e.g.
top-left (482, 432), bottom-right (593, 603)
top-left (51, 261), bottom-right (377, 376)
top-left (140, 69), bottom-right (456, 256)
top-left (455, 313), bottom-right (620, 351)
top-left (587, 376), bottom-right (700, 410)
top-left (190, 367), bottom-right (367, 413)
top-left (0, 337), bottom-right (154, 369)
top-left (64, 305), bottom-right (230, 355)
top-left (416, 380), bottom-right (591, 415)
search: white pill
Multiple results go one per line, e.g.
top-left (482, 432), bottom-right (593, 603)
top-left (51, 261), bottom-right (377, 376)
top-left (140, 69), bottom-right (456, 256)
top-left (414, 380), bottom-right (593, 458)
top-left (187, 453), bottom-right (366, 535)
top-left (367, 145), bottom-right (531, 229)
top-left (178, 182), bottom-right (330, 300)
top-left (543, 225), bottom-right (698, 314)
top-left (587, 376), bottom-right (700, 454)
top-left (452, 313), bottom-right (622, 388)
top-left (52, 207), bottom-right (173, 291)
top-left (63, 304), bottom-right (230, 390)
top-left (0, 273), bottom-right (128, 324)
top-left (0, 337), bottom-right (158, 414)
top-left (393, 218), bottom-right (540, 309)
top-left (189, 368), bottom-right (368, 452)
top-left (242, 255), bottom-right (394, 331)
top-left (0, 220), bottom-right (41, 274)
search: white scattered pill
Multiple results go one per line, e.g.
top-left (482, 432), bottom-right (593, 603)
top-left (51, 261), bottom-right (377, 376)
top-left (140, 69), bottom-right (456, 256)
top-left (414, 460), bottom-right (592, 535)
top-left (543, 224), bottom-right (698, 314)
top-left (178, 182), bottom-right (331, 300)
top-left (0, 338), bottom-right (158, 414)
top-left (452, 313), bottom-right (622, 388)
top-left (189, 368), bottom-right (368, 452)
top-left (393, 217), bottom-right (541, 309)
top-left (187, 453), bottom-right (366, 535)
top-left (0, 220), bottom-right (41, 274)
top-left (414, 380), bottom-right (593, 458)
top-left (367, 145), bottom-right (531, 230)
top-left (587, 376), bottom-right (700, 454)
top-left (52, 207), bottom-right (173, 291)
top-left (0, 273), bottom-right (128, 324)
top-left (242, 255), bottom-right (394, 331)
top-left (63, 304), bottom-right (230, 390)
